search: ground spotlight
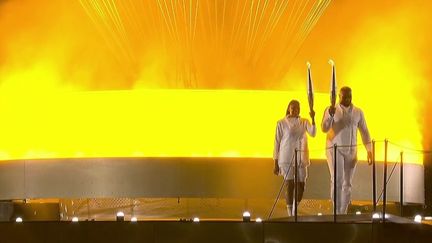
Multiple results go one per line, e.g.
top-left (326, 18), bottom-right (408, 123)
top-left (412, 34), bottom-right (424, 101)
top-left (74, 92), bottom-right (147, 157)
top-left (372, 213), bottom-right (380, 219)
top-left (414, 215), bottom-right (422, 223)
top-left (255, 218), bottom-right (262, 223)
top-left (424, 216), bottom-right (432, 220)
top-left (355, 211), bottom-right (361, 215)
top-left (15, 217), bottom-right (23, 223)
top-left (193, 217), bottom-right (200, 222)
top-left (116, 212), bottom-right (125, 222)
top-left (317, 213), bottom-right (322, 216)
top-left (131, 217), bottom-right (137, 222)
top-left (243, 211), bottom-right (251, 222)
top-left (72, 217), bottom-right (79, 222)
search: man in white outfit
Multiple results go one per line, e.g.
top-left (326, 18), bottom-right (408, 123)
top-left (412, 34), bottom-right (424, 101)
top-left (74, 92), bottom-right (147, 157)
top-left (274, 100), bottom-right (316, 216)
top-left (321, 86), bottom-right (372, 214)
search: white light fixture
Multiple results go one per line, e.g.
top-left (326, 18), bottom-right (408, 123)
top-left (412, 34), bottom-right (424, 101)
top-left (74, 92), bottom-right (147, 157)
top-left (414, 215), bottom-right (422, 223)
top-left (255, 218), bottom-right (262, 223)
top-left (356, 211), bottom-right (361, 215)
top-left (424, 216), bottom-right (432, 220)
top-left (193, 217), bottom-right (200, 222)
top-left (15, 217), bottom-right (23, 223)
top-left (116, 211), bottom-right (125, 222)
top-left (317, 213), bottom-right (322, 216)
top-left (243, 211), bottom-right (251, 222)
top-left (72, 217), bottom-right (79, 222)
top-left (372, 213), bottom-right (380, 219)
top-left (131, 217), bottom-right (137, 222)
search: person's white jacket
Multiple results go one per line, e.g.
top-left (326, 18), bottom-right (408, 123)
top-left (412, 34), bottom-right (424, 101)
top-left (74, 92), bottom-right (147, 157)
top-left (321, 104), bottom-right (372, 163)
top-left (273, 117), bottom-right (316, 168)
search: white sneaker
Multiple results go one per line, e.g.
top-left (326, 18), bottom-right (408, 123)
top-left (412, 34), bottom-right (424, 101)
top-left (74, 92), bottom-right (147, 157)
top-left (287, 205), bottom-right (293, 217)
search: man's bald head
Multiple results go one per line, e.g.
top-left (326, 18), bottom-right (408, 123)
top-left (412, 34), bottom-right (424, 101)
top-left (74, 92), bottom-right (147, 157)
top-left (339, 86), bottom-right (352, 107)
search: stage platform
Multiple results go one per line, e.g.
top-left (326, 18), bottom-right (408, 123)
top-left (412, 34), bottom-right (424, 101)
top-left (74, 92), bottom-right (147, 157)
top-left (0, 157), bottom-right (426, 222)
top-left (0, 157), bottom-right (428, 242)
top-left (1, 216), bottom-right (431, 243)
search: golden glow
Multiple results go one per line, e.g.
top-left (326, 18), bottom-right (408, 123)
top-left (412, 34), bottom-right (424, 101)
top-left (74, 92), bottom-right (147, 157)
top-left (0, 0), bottom-right (331, 90)
top-left (77, 0), bottom-right (331, 88)
top-left (0, 0), bottom-right (430, 164)
top-left (0, 89), bottom-right (423, 164)
top-left (327, 1), bottom-right (428, 165)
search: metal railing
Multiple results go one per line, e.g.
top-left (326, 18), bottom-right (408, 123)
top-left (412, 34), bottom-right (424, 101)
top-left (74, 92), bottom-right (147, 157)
top-left (268, 138), bottom-right (431, 223)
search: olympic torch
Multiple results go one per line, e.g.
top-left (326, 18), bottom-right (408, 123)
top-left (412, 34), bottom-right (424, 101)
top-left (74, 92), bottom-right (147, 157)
top-left (329, 59), bottom-right (337, 107)
top-left (306, 62), bottom-right (314, 113)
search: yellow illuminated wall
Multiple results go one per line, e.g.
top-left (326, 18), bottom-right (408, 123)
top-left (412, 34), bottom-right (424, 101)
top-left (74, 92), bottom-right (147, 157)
top-left (0, 89), bottom-right (422, 164)
top-left (0, 0), bottom-right (430, 164)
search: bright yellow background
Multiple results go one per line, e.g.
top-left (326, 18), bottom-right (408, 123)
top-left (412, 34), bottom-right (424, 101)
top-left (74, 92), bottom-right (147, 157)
top-left (0, 0), bottom-right (430, 164)
top-left (0, 89), bottom-right (422, 164)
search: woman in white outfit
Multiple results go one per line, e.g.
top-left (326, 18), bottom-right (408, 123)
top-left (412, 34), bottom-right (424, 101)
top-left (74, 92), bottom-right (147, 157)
top-left (273, 100), bottom-right (316, 216)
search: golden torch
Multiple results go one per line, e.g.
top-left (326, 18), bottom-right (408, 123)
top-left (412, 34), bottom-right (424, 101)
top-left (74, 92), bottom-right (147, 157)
top-left (306, 62), bottom-right (314, 113)
top-left (329, 59), bottom-right (337, 108)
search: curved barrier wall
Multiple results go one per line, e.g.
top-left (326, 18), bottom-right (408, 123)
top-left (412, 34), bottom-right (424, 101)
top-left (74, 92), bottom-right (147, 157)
top-left (0, 158), bottom-right (424, 204)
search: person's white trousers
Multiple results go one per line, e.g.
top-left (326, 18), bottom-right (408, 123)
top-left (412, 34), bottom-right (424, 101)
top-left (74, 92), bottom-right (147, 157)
top-left (326, 149), bottom-right (356, 214)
